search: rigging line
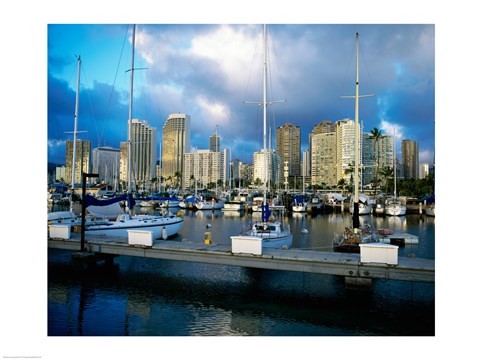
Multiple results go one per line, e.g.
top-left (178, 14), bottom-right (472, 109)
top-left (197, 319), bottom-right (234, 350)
top-left (99, 24), bottom-right (130, 147)
top-left (338, 38), bottom-right (356, 101)
top-left (359, 41), bottom-right (376, 96)
top-left (79, 64), bottom-right (99, 147)
top-left (267, 25), bottom-right (286, 105)
top-left (241, 26), bottom-right (262, 104)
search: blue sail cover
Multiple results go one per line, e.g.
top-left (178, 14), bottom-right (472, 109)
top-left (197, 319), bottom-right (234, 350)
top-left (261, 203), bottom-right (271, 222)
top-left (85, 193), bottom-right (135, 207)
top-left (292, 195), bottom-right (307, 204)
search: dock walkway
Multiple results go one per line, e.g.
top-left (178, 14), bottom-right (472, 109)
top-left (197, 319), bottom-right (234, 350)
top-left (48, 234), bottom-right (434, 283)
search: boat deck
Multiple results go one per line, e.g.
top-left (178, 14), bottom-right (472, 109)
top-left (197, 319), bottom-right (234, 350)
top-left (48, 233), bottom-right (434, 283)
top-left (378, 232), bottom-right (419, 245)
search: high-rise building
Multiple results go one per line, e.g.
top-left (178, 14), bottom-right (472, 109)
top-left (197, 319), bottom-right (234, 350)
top-left (128, 119), bottom-right (157, 191)
top-left (253, 149), bottom-right (280, 187)
top-left (55, 166), bottom-right (66, 183)
top-left (183, 150), bottom-right (221, 190)
top-left (311, 132), bottom-right (337, 187)
top-left (93, 146), bottom-right (120, 186)
top-left (161, 113), bottom-right (191, 186)
top-left (220, 148), bottom-right (230, 187)
top-left (119, 142), bottom-right (128, 190)
top-left (335, 118), bottom-right (360, 184)
top-left (209, 130), bottom-right (220, 153)
top-left (301, 150), bottom-right (312, 190)
top-left (240, 163), bottom-right (253, 185)
top-left (362, 133), bottom-right (393, 185)
top-left (419, 163), bottom-right (429, 179)
top-left (276, 122), bottom-right (301, 182)
top-left (310, 120), bottom-right (335, 136)
top-left (231, 159), bottom-right (242, 182)
top-left (65, 139), bottom-right (91, 184)
top-left (402, 139), bottom-right (419, 179)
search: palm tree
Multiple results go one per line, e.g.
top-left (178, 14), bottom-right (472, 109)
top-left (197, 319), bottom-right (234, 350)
top-left (174, 171), bottom-right (182, 189)
top-left (189, 174), bottom-right (195, 191)
top-left (337, 178), bottom-right (347, 194)
top-left (379, 166), bottom-right (394, 196)
top-left (344, 162), bottom-right (355, 194)
top-left (369, 128), bottom-right (384, 201)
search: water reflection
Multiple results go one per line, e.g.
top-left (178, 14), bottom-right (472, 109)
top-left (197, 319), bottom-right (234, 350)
top-left (48, 204), bottom-right (434, 335)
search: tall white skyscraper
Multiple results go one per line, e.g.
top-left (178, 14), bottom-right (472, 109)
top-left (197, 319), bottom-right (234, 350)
top-left (336, 118), bottom-right (360, 184)
top-left (120, 119), bottom-right (157, 191)
top-left (253, 149), bottom-right (280, 187)
top-left (93, 146), bottom-right (120, 186)
top-left (183, 150), bottom-right (221, 190)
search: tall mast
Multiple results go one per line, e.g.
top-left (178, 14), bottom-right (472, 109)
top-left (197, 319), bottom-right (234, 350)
top-left (393, 127), bottom-right (397, 198)
top-left (341, 33), bottom-right (373, 230)
top-left (216, 124), bottom-right (219, 195)
top-left (70, 56), bottom-right (81, 213)
top-left (126, 24), bottom-right (136, 212)
top-left (262, 24), bottom-right (268, 205)
top-left (244, 24), bottom-right (285, 209)
top-left (353, 33), bottom-right (360, 214)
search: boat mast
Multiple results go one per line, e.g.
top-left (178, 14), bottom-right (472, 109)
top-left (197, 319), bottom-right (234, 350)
top-left (393, 127), bottom-right (397, 198)
top-left (341, 33), bottom-right (373, 230)
top-left (216, 124), bottom-right (219, 195)
top-left (262, 24), bottom-right (267, 207)
top-left (244, 24), bottom-right (284, 213)
top-left (70, 56), bottom-right (81, 213)
top-left (353, 33), bottom-right (360, 229)
top-left (127, 24), bottom-right (136, 212)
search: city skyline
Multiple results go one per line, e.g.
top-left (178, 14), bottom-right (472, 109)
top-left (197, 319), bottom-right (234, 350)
top-left (47, 23), bottom-right (434, 167)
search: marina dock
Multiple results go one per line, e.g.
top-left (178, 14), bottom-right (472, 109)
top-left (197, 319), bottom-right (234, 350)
top-left (48, 232), bottom-right (434, 284)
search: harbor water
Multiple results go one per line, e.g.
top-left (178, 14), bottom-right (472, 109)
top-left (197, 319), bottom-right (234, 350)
top-left (48, 204), bottom-right (435, 337)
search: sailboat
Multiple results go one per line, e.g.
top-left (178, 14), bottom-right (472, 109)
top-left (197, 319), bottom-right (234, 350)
top-left (83, 25), bottom-right (184, 239)
top-left (333, 33), bottom-right (377, 253)
top-left (292, 194), bottom-right (308, 212)
top-left (231, 24), bottom-right (292, 251)
top-left (195, 196), bottom-right (224, 210)
top-left (385, 128), bottom-right (406, 216)
top-left (48, 56), bottom-right (100, 226)
top-left (348, 193), bottom-right (372, 215)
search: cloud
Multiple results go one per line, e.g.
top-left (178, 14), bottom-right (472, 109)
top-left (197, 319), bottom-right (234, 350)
top-left (194, 95), bottom-right (231, 129)
top-left (48, 24), bottom-right (435, 166)
top-left (378, 120), bottom-right (404, 140)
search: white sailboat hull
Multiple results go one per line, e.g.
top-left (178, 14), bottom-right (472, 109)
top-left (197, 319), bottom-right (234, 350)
top-left (231, 219), bottom-right (292, 252)
top-left (425, 205), bottom-right (435, 217)
top-left (349, 203), bottom-right (372, 215)
top-left (85, 215), bottom-right (184, 239)
top-left (195, 201), bottom-right (224, 210)
top-left (292, 204), bottom-right (307, 212)
top-left (223, 201), bottom-right (244, 211)
top-left (385, 203), bottom-right (406, 216)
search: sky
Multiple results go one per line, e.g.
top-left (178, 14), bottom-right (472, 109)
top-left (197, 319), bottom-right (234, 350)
top-left (47, 23), bottom-right (435, 166)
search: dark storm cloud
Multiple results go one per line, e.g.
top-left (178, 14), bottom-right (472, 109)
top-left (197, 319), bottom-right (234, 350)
top-left (48, 24), bottom-right (434, 165)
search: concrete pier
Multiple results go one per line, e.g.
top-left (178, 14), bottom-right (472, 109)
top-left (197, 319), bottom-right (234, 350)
top-left (48, 233), bottom-right (434, 283)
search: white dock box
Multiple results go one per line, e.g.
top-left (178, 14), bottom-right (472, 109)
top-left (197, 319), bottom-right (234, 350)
top-left (127, 230), bottom-right (153, 246)
top-left (49, 224), bottom-right (71, 239)
top-left (359, 243), bottom-right (398, 265)
top-left (231, 236), bottom-right (262, 255)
